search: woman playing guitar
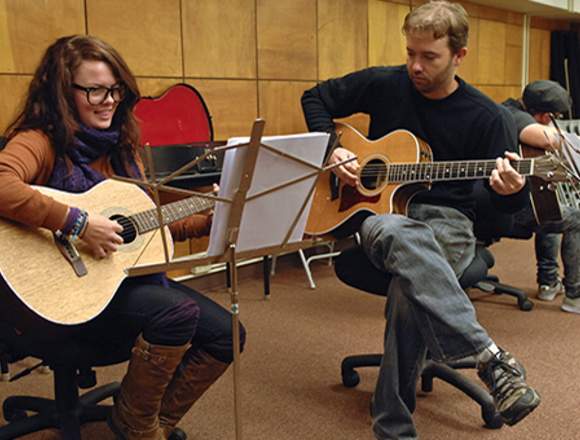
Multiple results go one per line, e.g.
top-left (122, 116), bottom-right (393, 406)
top-left (0, 35), bottom-right (245, 440)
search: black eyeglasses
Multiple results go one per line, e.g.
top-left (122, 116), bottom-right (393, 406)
top-left (72, 83), bottom-right (126, 105)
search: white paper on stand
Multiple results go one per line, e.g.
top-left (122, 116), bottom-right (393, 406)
top-left (207, 132), bottom-right (329, 256)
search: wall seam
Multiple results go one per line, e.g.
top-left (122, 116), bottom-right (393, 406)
top-left (179, 0), bottom-right (186, 82)
top-left (255, 0), bottom-right (260, 119)
top-left (316, 0), bottom-right (320, 82)
top-left (84, 0), bottom-right (89, 34)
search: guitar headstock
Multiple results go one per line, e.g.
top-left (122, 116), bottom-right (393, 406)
top-left (533, 153), bottom-right (575, 183)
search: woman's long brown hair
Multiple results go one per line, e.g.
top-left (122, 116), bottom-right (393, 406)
top-left (5, 35), bottom-right (141, 170)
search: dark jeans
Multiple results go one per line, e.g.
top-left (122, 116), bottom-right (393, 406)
top-left (535, 231), bottom-right (561, 286)
top-left (1, 276), bottom-right (246, 364)
top-left (361, 204), bottom-right (491, 440)
top-left (515, 205), bottom-right (580, 299)
top-left (82, 277), bottom-right (246, 363)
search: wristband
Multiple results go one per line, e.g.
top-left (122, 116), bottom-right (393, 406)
top-left (61, 207), bottom-right (81, 236)
top-left (69, 210), bottom-right (88, 241)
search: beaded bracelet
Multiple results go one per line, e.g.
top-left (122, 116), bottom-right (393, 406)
top-left (69, 210), bottom-right (89, 241)
top-left (61, 207), bottom-right (81, 236)
top-left (77, 215), bottom-right (89, 239)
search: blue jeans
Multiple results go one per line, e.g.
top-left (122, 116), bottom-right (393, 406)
top-left (360, 204), bottom-right (492, 440)
top-left (515, 205), bottom-right (580, 299)
top-left (535, 232), bottom-right (561, 286)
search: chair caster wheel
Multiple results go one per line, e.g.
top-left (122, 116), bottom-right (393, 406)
top-left (519, 299), bottom-right (534, 311)
top-left (168, 427), bottom-right (187, 440)
top-left (342, 369), bottom-right (360, 388)
top-left (482, 407), bottom-right (503, 429)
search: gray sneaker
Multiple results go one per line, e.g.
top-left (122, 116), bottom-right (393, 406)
top-left (478, 350), bottom-right (540, 426)
top-left (538, 279), bottom-right (564, 301)
top-left (561, 296), bottom-right (580, 314)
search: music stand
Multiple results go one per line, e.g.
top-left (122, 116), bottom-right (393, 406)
top-left (117, 119), bottom-right (352, 439)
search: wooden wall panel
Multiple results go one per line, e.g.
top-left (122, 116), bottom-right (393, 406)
top-left (137, 78), bottom-right (183, 98)
top-left (0, 75), bottom-right (30, 132)
top-left (188, 79), bottom-right (258, 140)
top-left (369, 0), bottom-right (409, 67)
top-left (87, 0), bottom-right (182, 77)
top-left (529, 27), bottom-right (551, 82)
top-left (506, 22), bottom-right (524, 47)
top-left (457, 18), bottom-right (479, 83)
top-left (257, 0), bottom-right (317, 80)
top-left (504, 24), bottom-right (523, 87)
top-left (0, 0), bottom-right (85, 74)
top-left (478, 85), bottom-right (521, 104)
top-left (258, 81), bottom-right (316, 136)
top-left (318, 0), bottom-right (368, 81)
top-left (476, 19), bottom-right (506, 85)
top-left (0, 0), bottom-right (566, 137)
top-left (530, 16), bottom-right (570, 31)
top-left (505, 45), bottom-right (523, 86)
top-left (182, 0), bottom-right (256, 79)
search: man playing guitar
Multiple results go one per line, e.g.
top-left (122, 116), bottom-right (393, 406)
top-left (503, 81), bottom-right (580, 314)
top-left (302, 2), bottom-right (540, 439)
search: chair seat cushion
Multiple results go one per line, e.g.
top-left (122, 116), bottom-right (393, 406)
top-left (0, 322), bottom-right (131, 368)
top-left (334, 246), bottom-right (391, 296)
top-left (334, 244), bottom-right (495, 296)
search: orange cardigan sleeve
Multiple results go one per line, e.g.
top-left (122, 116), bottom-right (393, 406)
top-left (0, 131), bottom-right (212, 238)
top-left (0, 131), bottom-right (68, 231)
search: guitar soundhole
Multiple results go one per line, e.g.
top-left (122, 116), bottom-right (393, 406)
top-left (360, 159), bottom-right (387, 191)
top-left (110, 214), bottom-right (137, 244)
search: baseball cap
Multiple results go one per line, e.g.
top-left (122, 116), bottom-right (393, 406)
top-left (522, 80), bottom-right (572, 114)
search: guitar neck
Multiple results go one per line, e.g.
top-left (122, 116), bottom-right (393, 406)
top-left (130, 196), bottom-right (214, 234)
top-left (381, 158), bottom-right (535, 183)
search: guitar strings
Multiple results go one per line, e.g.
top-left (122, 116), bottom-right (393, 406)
top-left (357, 163), bottom-right (531, 176)
top-left (115, 216), bottom-right (137, 243)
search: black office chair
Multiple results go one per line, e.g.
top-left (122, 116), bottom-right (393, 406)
top-left (471, 180), bottom-right (534, 312)
top-left (334, 244), bottom-right (505, 429)
top-left (0, 320), bottom-right (132, 439)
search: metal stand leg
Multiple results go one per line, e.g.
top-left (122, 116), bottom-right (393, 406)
top-left (262, 256), bottom-right (271, 299)
top-left (228, 245), bottom-right (243, 440)
top-left (270, 255), bottom-right (278, 275)
top-left (298, 242), bottom-right (341, 289)
top-left (298, 249), bottom-right (317, 289)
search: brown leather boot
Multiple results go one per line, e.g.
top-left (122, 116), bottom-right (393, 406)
top-left (159, 349), bottom-right (230, 437)
top-left (109, 334), bottom-right (190, 440)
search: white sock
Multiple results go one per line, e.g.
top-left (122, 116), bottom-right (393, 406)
top-left (477, 342), bottom-right (500, 365)
top-left (487, 342), bottom-right (500, 355)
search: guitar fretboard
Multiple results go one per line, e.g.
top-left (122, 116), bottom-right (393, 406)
top-left (369, 159), bottom-right (535, 183)
top-left (130, 196), bottom-right (214, 234)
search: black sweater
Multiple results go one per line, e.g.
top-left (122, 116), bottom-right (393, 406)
top-left (502, 98), bottom-right (536, 135)
top-left (301, 65), bottom-right (529, 221)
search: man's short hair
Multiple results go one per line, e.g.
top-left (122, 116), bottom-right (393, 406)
top-left (402, 1), bottom-right (469, 53)
top-left (523, 80), bottom-right (572, 115)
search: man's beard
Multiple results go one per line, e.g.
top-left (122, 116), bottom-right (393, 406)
top-left (409, 58), bottom-right (455, 95)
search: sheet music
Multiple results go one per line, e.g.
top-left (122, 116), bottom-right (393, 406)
top-left (207, 132), bottom-right (329, 256)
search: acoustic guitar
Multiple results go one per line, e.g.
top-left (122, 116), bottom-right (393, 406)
top-left (522, 143), bottom-right (580, 224)
top-left (0, 179), bottom-right (213, 325)
top-left (305, 122), bottom-right (570, 236)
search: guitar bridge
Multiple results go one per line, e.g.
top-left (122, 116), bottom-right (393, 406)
top-left (53, 232), bottom-right (88, 277)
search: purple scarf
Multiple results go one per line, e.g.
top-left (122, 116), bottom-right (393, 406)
top-left (48, 124), bottom-right (141, 192)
